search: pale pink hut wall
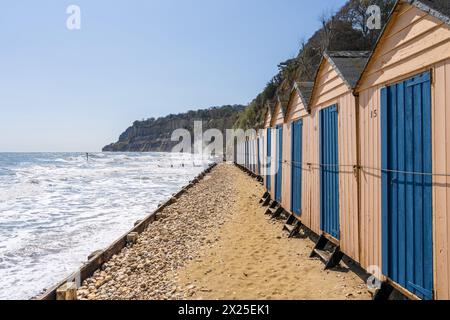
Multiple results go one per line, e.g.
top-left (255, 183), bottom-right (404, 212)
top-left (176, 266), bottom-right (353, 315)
top-left (282, 122), bottom-right (291, 211)
top-left (433, 59), bottom-right (450, 300)
top-left (301, 114), bottom-right (320, 234)
top-left (356, 1), bottom-right (450, 299)
top-left (358, 86), bottom-right (382, 273)
top-left (309, 58), bottom-right (360, 260)
top-left (270, 127), bottom-right (276, 197)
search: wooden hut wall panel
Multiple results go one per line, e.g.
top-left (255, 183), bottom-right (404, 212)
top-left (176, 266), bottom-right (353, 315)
top-left (358, 86), bottom-right (382, 274)
top-left (433, 59), bottom-right (450, 300)
top-left (300, 116), bottom-right (311, 229)
top-left (271, 128), bottom-right (276, 197)
top-left (303, 111), bottom-right (321, 235)
top-left (337, 92), bottom-right (359, 261)
top-left (288, 91), bottom-right (309, 121)
top-left (300, 116), bottom-right (312, 229)
top-left (311, 66), bottom-right (349, 107)
top-left (281, 122), bottom-right (292, 212)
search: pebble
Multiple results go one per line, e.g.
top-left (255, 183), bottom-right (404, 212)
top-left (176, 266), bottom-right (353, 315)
top-left (78, 164), bottom-right (239, 300)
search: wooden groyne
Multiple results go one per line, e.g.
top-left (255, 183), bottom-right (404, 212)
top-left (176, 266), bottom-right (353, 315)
top-left (36, 162), bottom-right (217, 300)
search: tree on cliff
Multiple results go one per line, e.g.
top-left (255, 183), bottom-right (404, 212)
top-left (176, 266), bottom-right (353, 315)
top-left (234, 0), bottom-right (396, 130)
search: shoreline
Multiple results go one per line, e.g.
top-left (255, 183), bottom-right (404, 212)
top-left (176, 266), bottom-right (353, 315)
top-left (35, 161), bottom-right (217, 300)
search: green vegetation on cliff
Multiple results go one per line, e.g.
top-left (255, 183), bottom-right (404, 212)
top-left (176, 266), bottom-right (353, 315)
top-left (234, 0), bottom-right (396, 130)
top-left (103, 105), bottom-right (245, 152)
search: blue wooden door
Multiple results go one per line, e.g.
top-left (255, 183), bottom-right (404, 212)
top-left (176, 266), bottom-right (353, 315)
top-left (381, 72), bottom-right (433, 300)
top-left (275, 126), bottom-right (283, 202)
top-left (291, 120), bottom-right (303, 216)
top-left (320, 105), bottom-right (340, 239)
top-left (266, 128), bottom-right (272, 191)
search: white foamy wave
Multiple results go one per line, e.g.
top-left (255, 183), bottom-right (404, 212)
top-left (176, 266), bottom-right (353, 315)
top-left (0, 152), bottom-right (211, 300)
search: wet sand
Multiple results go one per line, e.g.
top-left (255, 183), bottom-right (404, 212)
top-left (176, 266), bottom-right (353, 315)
top-left (78, 163), bottom-right (371, 300)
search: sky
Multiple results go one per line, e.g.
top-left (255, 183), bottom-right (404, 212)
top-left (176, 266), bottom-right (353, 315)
top-left (0, 0), bottom-right (347, 152)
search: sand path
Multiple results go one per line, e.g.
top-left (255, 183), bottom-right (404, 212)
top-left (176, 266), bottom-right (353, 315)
top-left (176, 164), bottom-right (371, 300)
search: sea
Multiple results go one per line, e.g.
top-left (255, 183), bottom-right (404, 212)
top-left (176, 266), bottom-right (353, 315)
top-left (0, 152), bottom-right (211, 300)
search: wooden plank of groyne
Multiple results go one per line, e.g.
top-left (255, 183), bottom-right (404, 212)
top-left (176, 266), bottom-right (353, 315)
top-left (56, 282), bottom-right (77, 301)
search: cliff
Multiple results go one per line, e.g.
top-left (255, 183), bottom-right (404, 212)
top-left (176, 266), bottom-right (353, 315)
top-left (103, 105), bottom-right (245, 152)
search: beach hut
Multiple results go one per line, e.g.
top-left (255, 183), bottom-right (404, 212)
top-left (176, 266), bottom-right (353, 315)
top-left (271, 95), bottom-right (289, 204)
top-left (354, 0), bottom-right (450, 300)
top-left (283, 82), bottom-right (314, 221)
top-left (307, 51), bottom-right (370, 261)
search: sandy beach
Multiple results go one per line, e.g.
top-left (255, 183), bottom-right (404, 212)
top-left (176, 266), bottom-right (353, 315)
top-left (77, 163), bottom-right (371, 300)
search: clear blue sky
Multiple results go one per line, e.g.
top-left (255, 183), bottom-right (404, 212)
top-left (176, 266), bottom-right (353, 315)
top-left (0, 0), bottom-right (346, 152)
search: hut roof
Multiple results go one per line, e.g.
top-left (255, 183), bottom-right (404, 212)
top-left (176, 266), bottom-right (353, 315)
top-left (308, 51), bottom-right (370, 108)
top-left (277, 94), bottom-right (290, 116)
top-left (412, 0), bottom-right (450, 25)
top-left (325, 51), bottom-right (371, 89)
top-left (284, 81), bottom-right (314, 120)
top-left (294, 82), bottom-right (314, 107)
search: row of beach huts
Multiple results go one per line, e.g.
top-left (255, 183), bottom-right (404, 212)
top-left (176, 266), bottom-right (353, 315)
top-left (235, 0), bottom-right (450, 300)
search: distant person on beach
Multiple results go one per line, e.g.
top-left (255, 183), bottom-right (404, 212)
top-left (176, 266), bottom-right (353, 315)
top-left (86, 153), bottom-right (89, 162)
